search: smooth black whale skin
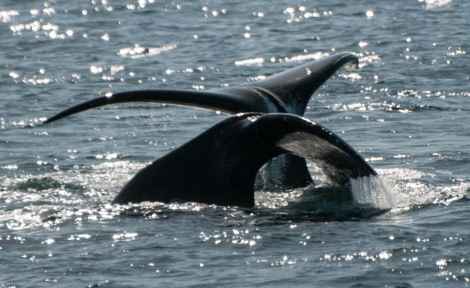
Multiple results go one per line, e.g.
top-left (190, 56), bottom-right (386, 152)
top-left (111, 113), bottom-right (376, 207)
top-left (45, 53), bottom-right (358, 190)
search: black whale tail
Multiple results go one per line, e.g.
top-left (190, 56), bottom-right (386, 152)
top-left (44, 53), bottom-right (358, 123)
top-left (244, 52), bottom-right (358, 115)
top-left (43, 89), bottom-right (262, 123)
top-left (112, 113), bottom-right (376, 207)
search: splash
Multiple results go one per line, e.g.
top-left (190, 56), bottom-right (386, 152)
top-left (118, 44), bottom-right (177, 59)
top-left (380, 168), bottom-right (469, 209)
top-left (350, 176), bottom-right (396, 210)
top-left (418, 0), bottom-right (452, 9)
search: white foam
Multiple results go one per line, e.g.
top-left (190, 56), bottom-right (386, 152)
top-left (377, 168), bottom-right (469, 209)
top-left (350, 176), bottom-right (396, 210)
top-left (117, 44), bottom-right (177, 59)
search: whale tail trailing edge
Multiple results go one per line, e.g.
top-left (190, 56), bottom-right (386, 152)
top-left (44, 53), bottom-right (358, 123)
top-left (112, 113), bottom-right (376, 207)
top-left (44, 89), bottom-right (266, 123)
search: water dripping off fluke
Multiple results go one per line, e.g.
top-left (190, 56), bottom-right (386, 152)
top-left (350, 176), bottom-right (396, 210)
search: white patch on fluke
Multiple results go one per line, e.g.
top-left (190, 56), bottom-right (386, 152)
top-left (350, 176), bottom-right (396, 210)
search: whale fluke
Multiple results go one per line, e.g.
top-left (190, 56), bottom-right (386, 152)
top-left (241, 52), bottom-right (358, 114)
top-left (112, 113), bottom-right (376, 207)
top-left (44, 52), bottom-right (358, 123)
top-left (44, 89), bottom-right (275, 123)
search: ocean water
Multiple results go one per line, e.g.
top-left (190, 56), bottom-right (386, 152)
top-left (1, 0), bottom-right (469, 287)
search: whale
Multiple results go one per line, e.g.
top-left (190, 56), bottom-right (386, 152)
top-left (111, 113), bottom-right (376, 207)
top-left (45, 53), bottom-right (358, 191)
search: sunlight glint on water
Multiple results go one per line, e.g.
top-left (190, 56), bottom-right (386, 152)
top-left (1, 0), bottom-right (469, 286)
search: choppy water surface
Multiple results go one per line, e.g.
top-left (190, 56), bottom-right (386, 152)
top-left (1, 0), bottom-right (469, 287)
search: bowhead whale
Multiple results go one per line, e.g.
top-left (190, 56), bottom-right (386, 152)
top-left (45, 53), bottom-right (359, 191)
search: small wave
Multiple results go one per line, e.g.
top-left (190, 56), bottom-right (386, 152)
top-left (278, 51), bottom-right (329, 63)
top-left (117, 44), bottom-right (177, 59)
top-left (13, 176), bottom-right (85, 193)
top-left (418, 0), bottom-right (452, 9)
top-left (234, 57), bottom-right (264, 66)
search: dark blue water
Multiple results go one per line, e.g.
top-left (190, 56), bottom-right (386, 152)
top-left (1, 0), bottom-right (469, 287)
